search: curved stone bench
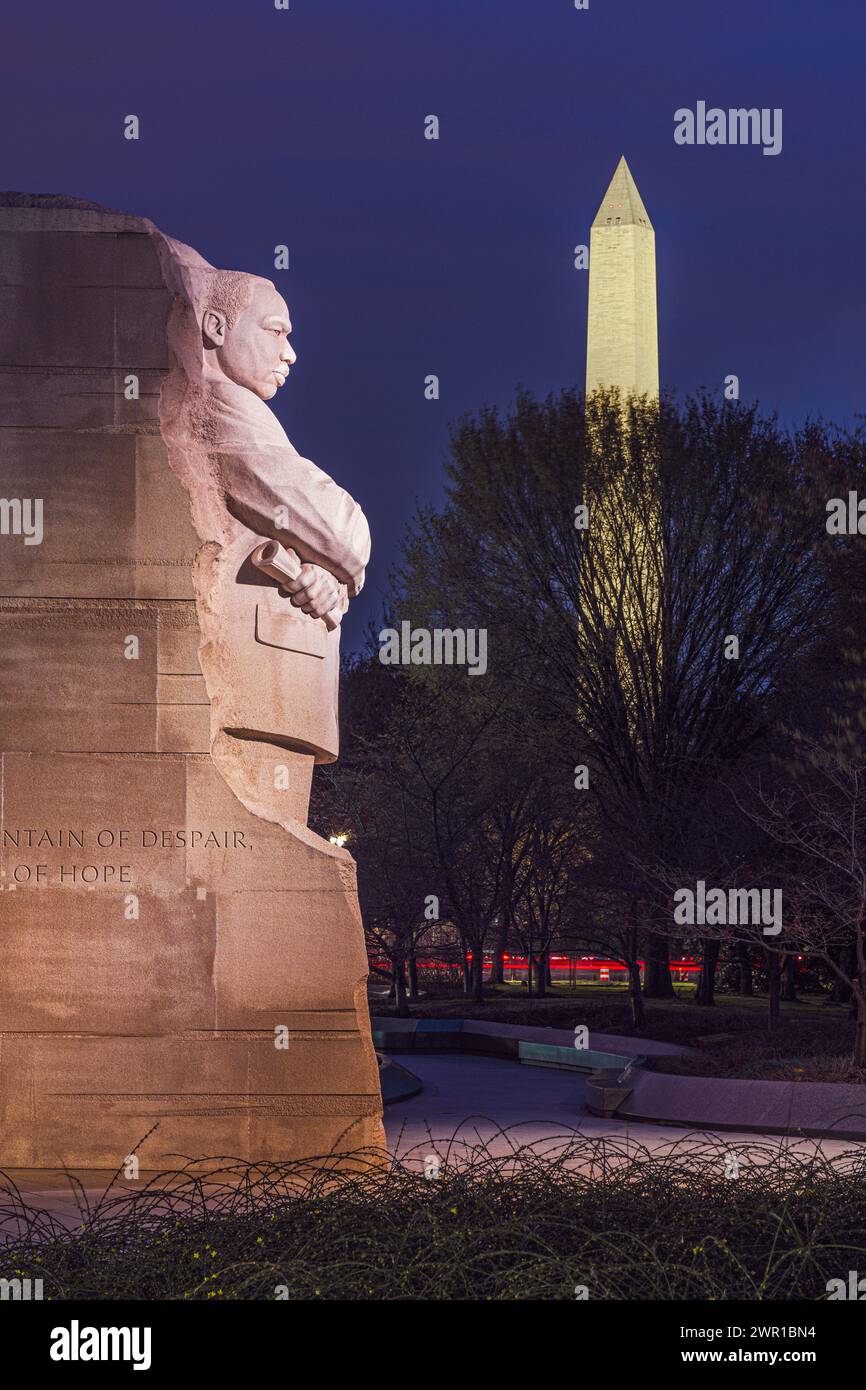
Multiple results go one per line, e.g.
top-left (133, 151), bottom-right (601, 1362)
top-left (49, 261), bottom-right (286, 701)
top-left (371, 1016), bottom-right (646, 1102)
top-left (617, 1070), bottom-right (866, 1141)
top-left (377, 1053), bottom-right (423, 1105)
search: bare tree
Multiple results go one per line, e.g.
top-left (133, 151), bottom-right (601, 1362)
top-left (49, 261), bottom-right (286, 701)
top-left (396, 389), bottom-right (831, 1006)
top-left (734, 735), bottom-right (866, 1064)
top-left (508, 784), bottom-right (584, 997)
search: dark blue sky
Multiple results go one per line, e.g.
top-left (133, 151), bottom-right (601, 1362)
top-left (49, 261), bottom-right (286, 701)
top-left (2, 0), bottom-right (865, 642)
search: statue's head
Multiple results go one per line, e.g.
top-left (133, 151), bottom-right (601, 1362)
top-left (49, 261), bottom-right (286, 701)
top-left (200, 273), bottom-right (296, 401)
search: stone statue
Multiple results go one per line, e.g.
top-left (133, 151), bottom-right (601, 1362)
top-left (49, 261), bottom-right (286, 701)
top-left (153, 231), bottom-right (371, 825)
top-left (0, 196), bottom-right (384, 1172)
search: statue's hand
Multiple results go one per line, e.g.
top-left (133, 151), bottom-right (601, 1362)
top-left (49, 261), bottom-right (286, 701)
top-left (283, 562), bottom-right (342, 620)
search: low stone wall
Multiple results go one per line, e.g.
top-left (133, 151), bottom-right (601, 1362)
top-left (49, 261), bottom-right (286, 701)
top-left (371, 1014), bottom-right (686, 1058)
top-left (371, 1016), bottom-right (641, 1075)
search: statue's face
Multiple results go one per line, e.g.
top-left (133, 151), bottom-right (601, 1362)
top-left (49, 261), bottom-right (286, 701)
top-left (206, 280), bottom-right (296, 400)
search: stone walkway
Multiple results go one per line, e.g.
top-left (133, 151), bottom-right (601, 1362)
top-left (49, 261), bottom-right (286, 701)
top-left (383, 1052), bottom-right (866, 1171)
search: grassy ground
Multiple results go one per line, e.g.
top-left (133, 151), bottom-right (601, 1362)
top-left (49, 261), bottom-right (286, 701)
top-left (373, 983), bottom-right (862, 1082)
top-left (3, 1139), bottom-right (865, 1300)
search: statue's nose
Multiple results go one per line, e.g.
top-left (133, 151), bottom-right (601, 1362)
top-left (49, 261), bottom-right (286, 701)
top-left (281, 341), bottom-right (297, 365)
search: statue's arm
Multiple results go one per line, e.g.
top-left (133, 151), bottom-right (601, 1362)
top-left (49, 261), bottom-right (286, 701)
top-left (216, 448), bottom-right (371, 597)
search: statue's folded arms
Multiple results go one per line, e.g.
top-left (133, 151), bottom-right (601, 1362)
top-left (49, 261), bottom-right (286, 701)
top-left (216, 449), bottom-right (370, 597)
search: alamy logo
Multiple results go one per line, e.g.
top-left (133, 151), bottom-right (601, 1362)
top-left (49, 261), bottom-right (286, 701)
top-left (0, 497), bottom-right (43, 545)
top-left (674, 102), bottom-right (782, 157)
top-left (673, 880), bottom-right (782, 936)
top-left (826, 1270), bottom-right (866, 1300)
top-left (379, 621), bottom-right (487, 676)
top-left (0, 1276), bottom-right (43, 1300)
top-left (826, 492), bottom-right (866, 534)
top-left (50, 1320), bottom-right (152, 1370)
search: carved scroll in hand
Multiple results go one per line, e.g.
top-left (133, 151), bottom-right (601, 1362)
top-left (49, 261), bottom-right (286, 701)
top-left (250, 540), bottom-right (342, 631)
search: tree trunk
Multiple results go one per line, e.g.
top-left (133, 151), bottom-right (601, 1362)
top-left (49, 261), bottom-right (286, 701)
top-left (766, 951), bottom-right (782, 1030)
top-left (472, 946), bottom-right (485, 1002)
top-left (407, 951), bottom-right (419, 1000)
top-left (626, 928), bottom-right (644, 1027)
top-left (535, 954), bottom-right (547, 998)
top-left (489, 916), bottom-right (508, 985)
top-left (830, 945), bottom-right (856, 1005)
top-left (735, 942), bottom-right (753, 995)
top-left (393, 956), bottom-right (409, 1019)
top-left (627, 958), bottom-right (645, 1027)
top-left (853, 988), bottom-right (866, 1067)
top-left (781, 954), bottom-right (797, 1003)
top-left (461, 949), bottom-right (472, 995)
top-left (695, 938), bottom-right (719, 1006)
top-left (643, 935), bottom-right (675, 999)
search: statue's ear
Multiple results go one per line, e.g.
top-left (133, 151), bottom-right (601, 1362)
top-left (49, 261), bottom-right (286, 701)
top-left (202, 307), bottom-right (227, 348)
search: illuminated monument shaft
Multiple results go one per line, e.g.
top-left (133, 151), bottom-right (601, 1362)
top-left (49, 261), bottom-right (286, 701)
top-left (586, 156), bottom-right (658, 400)
top-left (584, 158), bottom-right (661, 719)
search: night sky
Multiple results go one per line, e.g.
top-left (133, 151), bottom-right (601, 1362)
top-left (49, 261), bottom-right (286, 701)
top-left (2, 0), bottom-right (865, 643)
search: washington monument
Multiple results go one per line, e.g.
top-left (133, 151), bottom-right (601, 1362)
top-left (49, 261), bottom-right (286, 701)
top-left (586, 156), bottom-right (659, 399)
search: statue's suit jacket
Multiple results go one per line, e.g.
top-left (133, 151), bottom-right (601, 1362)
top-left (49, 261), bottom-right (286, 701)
top-left (188, 381), bottom-right (370, 763)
